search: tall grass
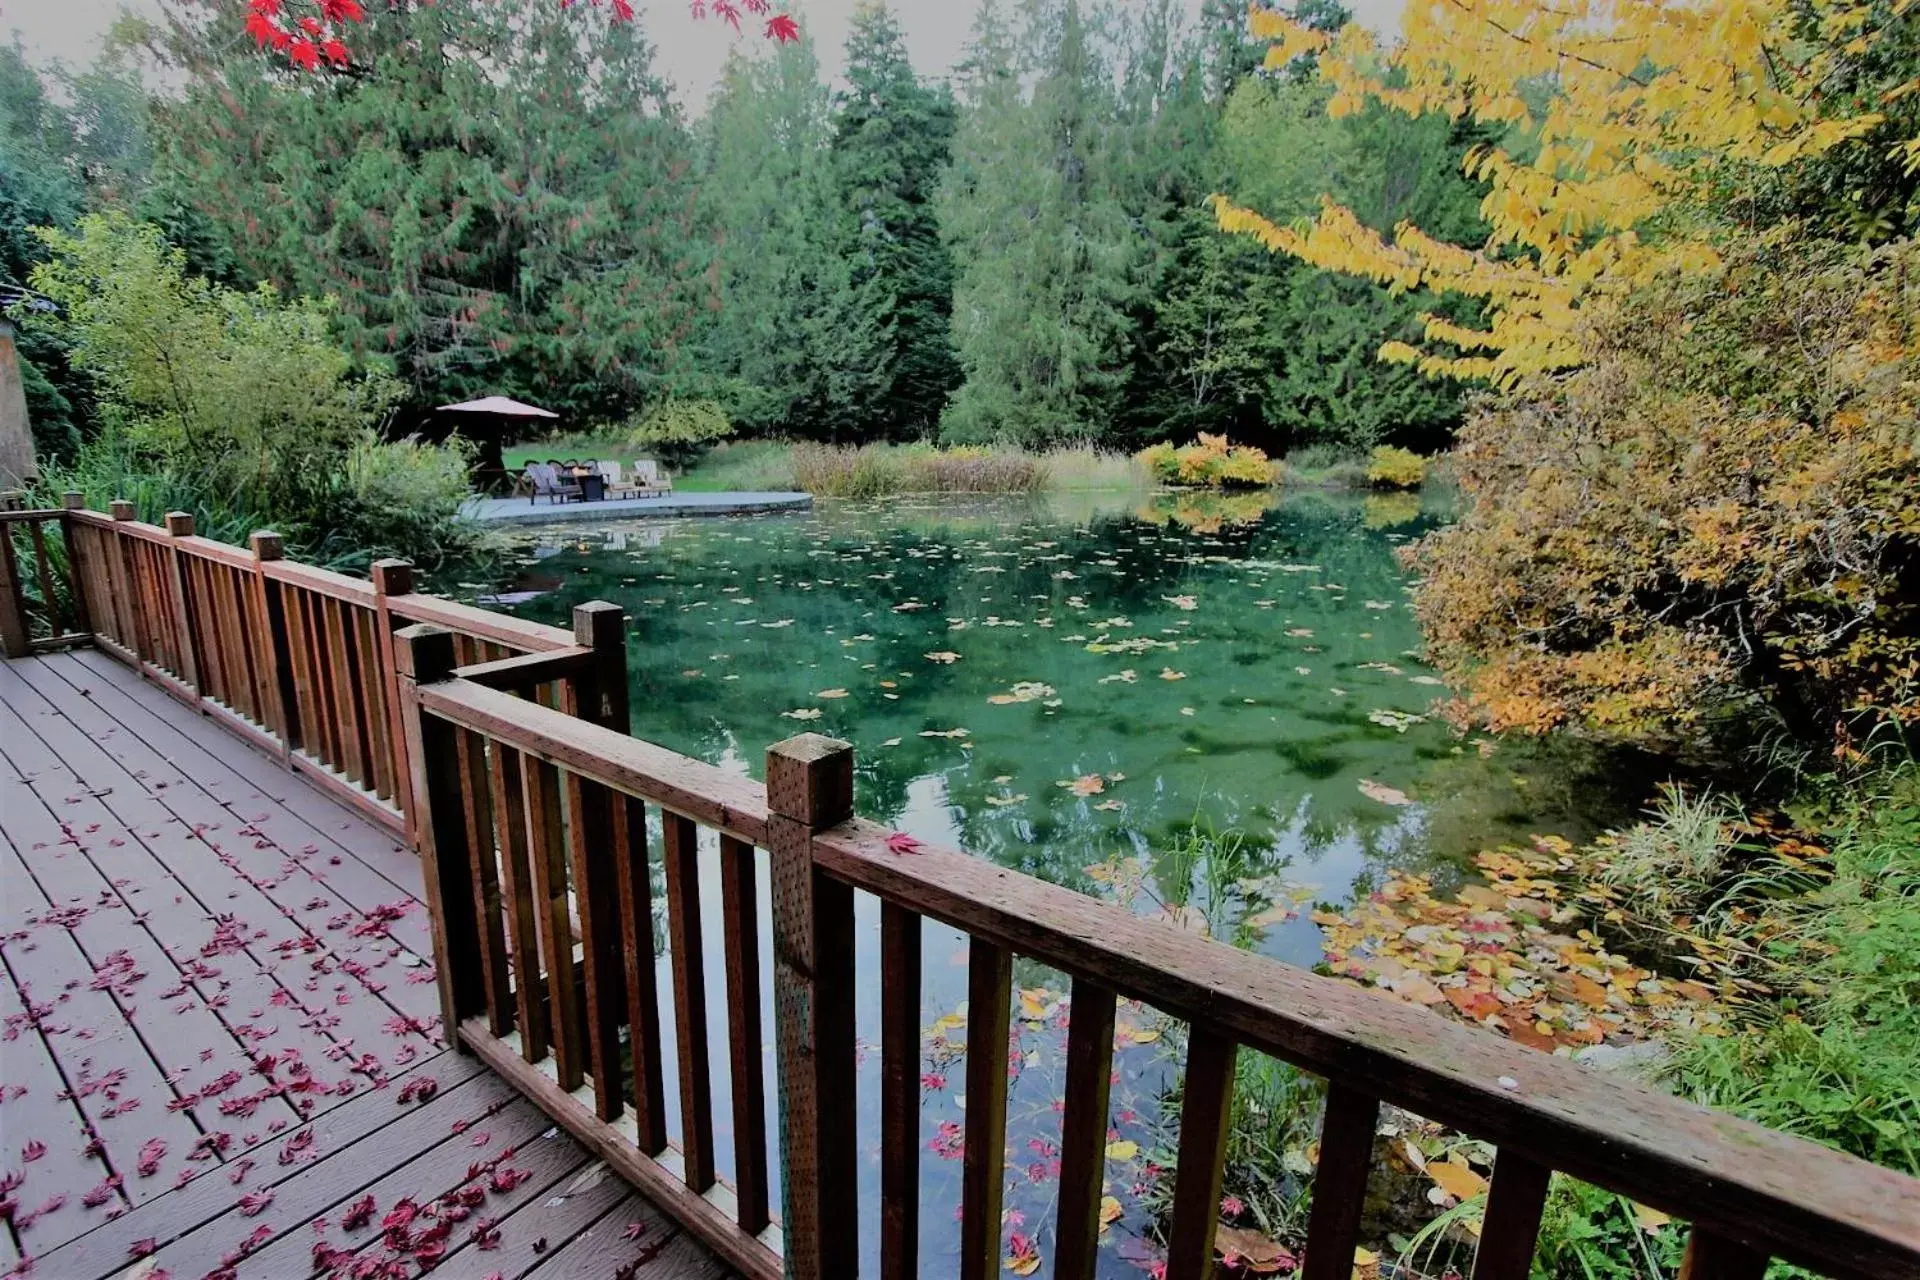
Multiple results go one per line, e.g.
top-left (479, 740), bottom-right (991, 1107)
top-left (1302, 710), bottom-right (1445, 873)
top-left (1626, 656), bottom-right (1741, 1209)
top-left (789, 442), bottom-right (1052, 496)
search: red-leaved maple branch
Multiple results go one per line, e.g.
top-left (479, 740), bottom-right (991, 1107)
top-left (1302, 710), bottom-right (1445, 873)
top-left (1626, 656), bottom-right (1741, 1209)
top-left (243, 0), bottom-right (797, 72)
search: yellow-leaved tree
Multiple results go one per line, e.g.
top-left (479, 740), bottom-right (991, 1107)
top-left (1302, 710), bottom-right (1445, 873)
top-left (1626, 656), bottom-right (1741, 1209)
top-left (1216, 0), bottom-right (1920, 384)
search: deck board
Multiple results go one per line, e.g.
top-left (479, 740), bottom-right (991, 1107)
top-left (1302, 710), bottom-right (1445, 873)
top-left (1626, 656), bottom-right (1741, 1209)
top-left (1, 650), bottom-right (731, 1280)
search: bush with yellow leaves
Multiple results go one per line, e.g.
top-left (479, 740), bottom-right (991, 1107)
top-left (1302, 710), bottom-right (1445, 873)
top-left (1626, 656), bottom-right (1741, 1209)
top-left (1136, 433), bottom-right (1278, 489)
top-left (1366, 445), bottom-right (1427, 489)
top-left (1411, 233), bottom-right (1920, 756)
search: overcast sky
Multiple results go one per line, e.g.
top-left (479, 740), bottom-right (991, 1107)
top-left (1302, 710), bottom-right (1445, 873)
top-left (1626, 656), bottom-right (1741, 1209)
top-left (3, 0), bottom-right (1404, 111)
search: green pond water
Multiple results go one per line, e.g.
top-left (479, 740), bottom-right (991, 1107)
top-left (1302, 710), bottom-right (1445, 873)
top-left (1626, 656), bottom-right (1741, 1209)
top-left (477, 487), bottom-right (1650, 1275)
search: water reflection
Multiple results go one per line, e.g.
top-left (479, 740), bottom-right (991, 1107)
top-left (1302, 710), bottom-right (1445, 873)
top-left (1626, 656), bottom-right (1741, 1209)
top-left (485, 487), bottom-right (1653, 1275)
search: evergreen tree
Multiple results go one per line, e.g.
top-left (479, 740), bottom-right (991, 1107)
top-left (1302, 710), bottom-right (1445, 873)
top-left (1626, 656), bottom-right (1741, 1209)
top-left (939, 0), bottom-right (1142, 445)
top-left (148, 0), bottom-right (708, 418)
top-left (831, 2), bottom-right (960, 439)
top-left (698, 31), bottom-right (892, 439)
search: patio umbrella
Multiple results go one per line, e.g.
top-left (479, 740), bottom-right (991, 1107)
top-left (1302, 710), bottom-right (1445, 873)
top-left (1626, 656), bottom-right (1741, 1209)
top-left (434, 396), bottom-right (560, 493)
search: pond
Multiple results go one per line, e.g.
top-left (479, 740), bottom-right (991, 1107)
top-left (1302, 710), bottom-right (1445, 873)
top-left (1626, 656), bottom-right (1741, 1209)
top-left (475, 487), bottom-right (1652, 1276)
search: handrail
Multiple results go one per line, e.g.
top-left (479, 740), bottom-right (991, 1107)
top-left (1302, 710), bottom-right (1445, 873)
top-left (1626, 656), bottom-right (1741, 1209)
top-left (392, 657), bottom-right (1920, 1280)
top-left (40, 497), bottom-right (600, 843)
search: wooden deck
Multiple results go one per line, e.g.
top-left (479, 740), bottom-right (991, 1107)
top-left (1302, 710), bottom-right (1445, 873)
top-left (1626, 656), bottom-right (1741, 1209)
top-left (0, 649), bottom-right (726, 1280)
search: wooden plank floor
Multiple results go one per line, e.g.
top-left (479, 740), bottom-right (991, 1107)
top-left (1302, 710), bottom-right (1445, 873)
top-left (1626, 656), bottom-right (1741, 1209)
top-left (1, 649), bottom-right (729, 1280)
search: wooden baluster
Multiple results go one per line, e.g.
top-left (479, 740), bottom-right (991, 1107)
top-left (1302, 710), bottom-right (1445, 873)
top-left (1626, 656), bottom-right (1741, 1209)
top-left (1470, 1151), bottom-right (1551, 1280)
top-left (201, 560), bottom-right (234, 708)
top-left (1679, 1230), bottom-right (1771, 1280)
top-left (0, 510), bottom-right (30, 657)
top-left (486, 741), bottom-right (548, 1060)
top-left (1053, 980), bottom-right (1117, 1280)
top-left (960, 938), bottom-right (1014, 1280)
top-left (329, 596), bottom-right (371, 785)
top-left (219, 564), bottom-right (254, 717)
top-left (391, 625), bottom-right (486, 1050)
top-left (522, 753), bottom-right (583, 1089)
top-left (880, 902), bottom-right (922, 1280)
top-left (456, 728), bottom-right (514, 1038)
top-left (371, 559), bottom-right (417, 845)
top-left (663, 811), bottom-right (716, 1191)
top-left (163, 512), bottom-right (202, 695)
top-left (27, 515), bottom-right (58, 638)
top-left (249, 532), bottom-right (297, 761)
top-left (285, 588), bottom-right (320, 756)
top-left (764, 733), bottom-right (857, 1280)
top-left (355, 608), bottom-right (396, 799)
top-left (719, 832), bottom-right (770, 1234)
top-left (564, 771), bottom-right (626, 1121)
top-left (105, 502), bottom-right (139, 660)
top-left (1165, 1030), bottom-right (1238, 1280)
top-left (574, 600), bottom-right (630, 733)
top-left (304, 592), bottom-right (339, 766)
top-left (613, 793), bottom-right (668, 1154)
top-left (60, 494), bottom-right (91, 639)
top-left (1300, 1085), bottom-right (1381, 1280)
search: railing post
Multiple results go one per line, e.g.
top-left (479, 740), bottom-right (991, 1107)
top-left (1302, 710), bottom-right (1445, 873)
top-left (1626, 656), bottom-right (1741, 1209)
top-left (371, 558), bottom-right (417, 847)
top-left (59, 492), bottom-right (91, 639)
top-left (0, 494), bottom-right (28, 657)
top-left (765, 733), bottom-right (857, 1280)
top-left (572, 600), bottom-right (629, 733)
top-left (393, 623), bottom-right (486, 1051)
top-left (250, 531), bottom-right (296, 762)
top-left (163, 511), bottom-right (203, 695)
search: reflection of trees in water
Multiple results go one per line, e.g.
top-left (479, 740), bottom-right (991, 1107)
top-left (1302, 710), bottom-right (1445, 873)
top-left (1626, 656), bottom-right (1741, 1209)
top-left (487, 493), bottom-right (1651, 960)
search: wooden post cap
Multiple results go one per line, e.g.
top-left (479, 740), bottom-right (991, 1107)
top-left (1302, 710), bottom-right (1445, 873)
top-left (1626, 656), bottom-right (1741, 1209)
top-left (249, 530), bottom-right (285, 560)
top-left (164, 511), bottom-right (195, 537)
top-left (392, 623), bottom-right (455, 682)
top-left (371, 558), bottom-right (414, 596)
top-left (62, 491), bottom-right (85, 510)
top-left (766, 734), bottom-right (854, 829)
top-left (573, 599), bottom-right (625, 646)
top-left (109, 500), bottom-right (136, 520)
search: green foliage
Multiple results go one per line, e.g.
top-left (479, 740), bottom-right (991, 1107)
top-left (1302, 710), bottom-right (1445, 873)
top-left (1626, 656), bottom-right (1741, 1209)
top-left (1413, 232), bottom-right (1920, 754)
top-left (698, 29), bottom-right (894, 439)
top-left (831, 2), bottom-right (961, 438)
top-left (937, 0), bottom-right (1146, 445)
top-left (625, 398), bottom-right (735, 468)
top-left (22, 213), bottom-right (401, 518)
top-left (319, 431), bottom-right (486, 570)
top-left (1365, 446), bottom-right (1426, 489)
top-left (1665, 766), bottom-right (1920, 1176)
top-left (147, 0), bottom-right (707, 419)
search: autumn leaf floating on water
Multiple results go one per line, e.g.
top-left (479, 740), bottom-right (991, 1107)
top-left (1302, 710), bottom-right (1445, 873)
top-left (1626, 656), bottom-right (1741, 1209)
top-left (1316, 839), bottom-right (1728, 1050)
top-left (987, 682), bottom-right (1055, 705)
top-left (1357, 778), bottom-right (1412, 806)
top-left (924, 650), bottom-right (962, 664)
top-left (1214, 1223), bottom-right (1295, 1274)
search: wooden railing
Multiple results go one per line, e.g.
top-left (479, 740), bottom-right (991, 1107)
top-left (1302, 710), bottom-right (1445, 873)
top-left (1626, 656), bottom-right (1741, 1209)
top-left (389, 632), bottom-right (1920, 1280)
top-left (3, 495), bottom-right (620, 848)
top-left (7, 494), bottom-right (1919, 1280)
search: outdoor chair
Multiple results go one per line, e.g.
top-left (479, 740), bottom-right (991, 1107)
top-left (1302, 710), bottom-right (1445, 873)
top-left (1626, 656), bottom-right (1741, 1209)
top-left (633, 459), bottom-right (674, 498)
top-left (599, 461), bottom-right (643, 499)
top-left (528, 461), bottom-right (582, 505)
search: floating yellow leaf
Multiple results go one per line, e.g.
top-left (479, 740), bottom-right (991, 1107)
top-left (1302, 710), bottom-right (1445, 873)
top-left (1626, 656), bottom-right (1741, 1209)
top-left (1018, 988), bottom-right (1053, 1019)
top-left (1632, 1202), bottom-right (1672, 1232)
top-left (1098, 1195), bottom-right (1123, 1228)
top-left (783, 708), bottom-right (823, 721)
top-left (924, 651), bottom-right (961, 663)
top-left (815, 688), bottom-right (849, 699)
top-left (1060, 773), bottom-right (1106, 796)
top-left (1005, 1250), bottom-right (1041, 1277)
top-left (1104, 1140), bottom-right (1139, 1161)
top-left (1357, 778), bottom-right (1412, 806)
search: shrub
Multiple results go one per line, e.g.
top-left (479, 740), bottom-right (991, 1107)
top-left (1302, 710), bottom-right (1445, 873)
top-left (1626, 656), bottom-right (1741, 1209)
top-left (1366, 445), bottom-right (1427, 489)
top-left (317, 431), bottom-right (485, 569)
top-left (625, 398), bottom-right (735, 469)
top-left (1412, 233), bottom-right (1920, 756)
top-left (1135, 434), bottom-right (1278, 489)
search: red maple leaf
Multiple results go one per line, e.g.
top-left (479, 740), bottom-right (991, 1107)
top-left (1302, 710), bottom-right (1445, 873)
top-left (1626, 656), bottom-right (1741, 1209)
top-left (287, 37), bottom-right (320, 71)
top-left (764, 12), bottom-right (798, 41)
top-left (136, 1138), bottom-right (168, 1177)
top-left (884, 832), bottom-right (922, 855)
top-left (341, 1193), bottom-right (376, 1230)
top-left (237, 1188), bottom-right (275, 1216)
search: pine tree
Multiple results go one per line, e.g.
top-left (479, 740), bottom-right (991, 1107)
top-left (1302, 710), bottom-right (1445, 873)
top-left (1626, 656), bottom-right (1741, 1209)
top-left (698, 31), bottom-right (892, 439)
top-left (148, 0), bottom-right (708, 417)
top-left (831, 1), bottom-right (959, 440)
top-left (939, 0), bottom-right (1141, 445)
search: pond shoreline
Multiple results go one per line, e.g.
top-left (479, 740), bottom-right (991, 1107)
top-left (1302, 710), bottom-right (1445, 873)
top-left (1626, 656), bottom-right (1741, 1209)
top-left (461, 491), bottom-right (813, 523)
